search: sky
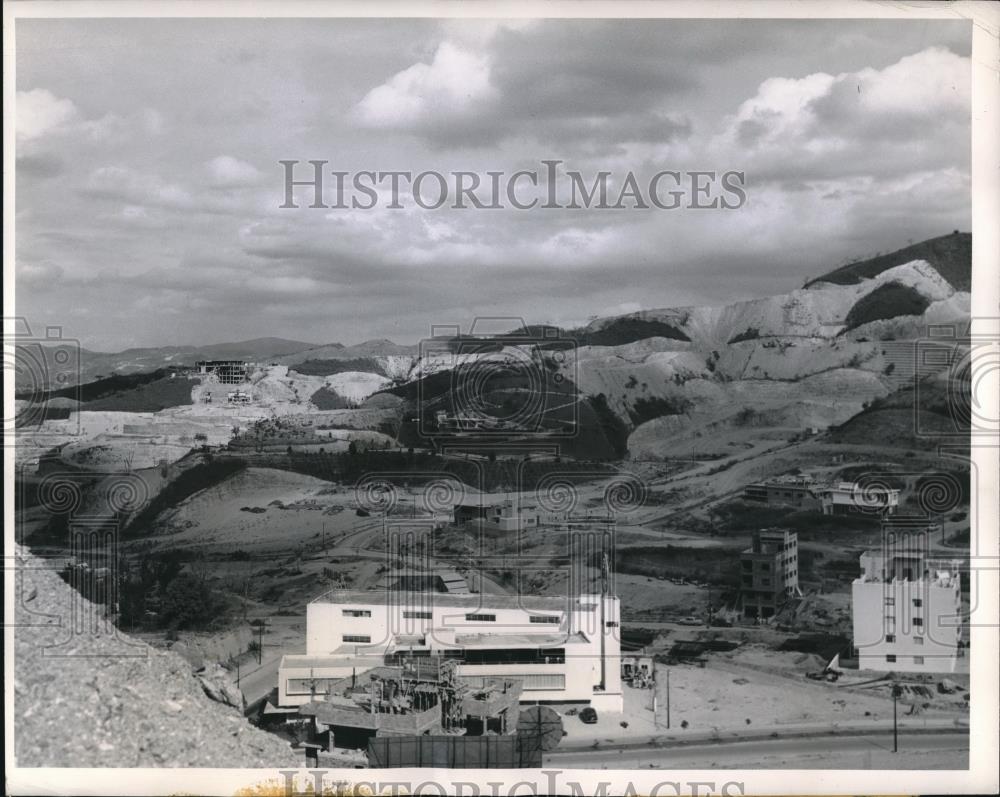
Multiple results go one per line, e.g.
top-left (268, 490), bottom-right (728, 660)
top-left (15, 17), bottom-right (972, 351)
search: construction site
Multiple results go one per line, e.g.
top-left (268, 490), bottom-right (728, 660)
top-left (266, 658), bottom-right (526, 767)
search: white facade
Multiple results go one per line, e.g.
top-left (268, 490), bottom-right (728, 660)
top-left (851, 553), bottom-right (963, 673)
top-left (822, 482), bottom-right (899, 516)
top-left (279, 590), bottom-right (623, 711)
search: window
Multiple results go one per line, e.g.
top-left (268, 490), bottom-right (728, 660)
top-left (286, 677), bottom-right (337, 696)
top-left (912, 598), bottom-right (923, 608)
top-left (914, 637), bottom-right (924, 646)
top-left (605, 621), bottom-right (619, 628)
top-left (885, 614), bottom-right (895, 624)
top-left (912, 617), bottom-right (923, 627)
top-left (913, 656), bottom-right (924, 665)
top-left (884, 597), bottom-right (895, 606)
top-left (465, 613), bottom-right (496, 622)
top-left (886, 634), bottom-right (895, 643)
top-left (342, 609), bottom-right (371, 618)
top-left (403, 610), bottom-right (432, 619)
top-left (886, 654), bottom-right (896, 663)
top-left (530, 615), bottom-right (560, 624)
top-left (342, 634), bottom-right (371, 643)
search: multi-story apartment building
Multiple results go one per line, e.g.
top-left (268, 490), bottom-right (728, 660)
top-left (738, 529), bottom-right (800, 619)
top-left (278, 590), bottom-right (623, 712)
top-left (852, 547), bottom-right (963, 673)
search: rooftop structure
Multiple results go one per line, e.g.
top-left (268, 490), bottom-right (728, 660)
top-left (851, 531), bottom-right (963, 673)
top-left (292, 660), bottom-right (523, 751)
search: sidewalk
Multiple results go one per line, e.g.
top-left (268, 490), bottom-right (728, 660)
top-left (556, 716), bottom-right (969, 753)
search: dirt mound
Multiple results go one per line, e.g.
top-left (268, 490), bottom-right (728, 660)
top-left (12, 545), bottom-right (298, 767)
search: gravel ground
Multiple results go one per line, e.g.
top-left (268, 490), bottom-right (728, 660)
top-left (13, 546), bottom-right (300, 768)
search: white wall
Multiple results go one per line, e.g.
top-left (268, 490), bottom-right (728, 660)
top-left (852, 577), bottom-right (962, 673)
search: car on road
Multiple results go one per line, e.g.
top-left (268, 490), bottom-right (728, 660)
top-left (579, 707), bottom-right (598, 724)
top-left (677, 616), bottom-right (701, 626)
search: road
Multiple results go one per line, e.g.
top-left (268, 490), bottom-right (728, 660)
top-left (545, 730), bottom-right (968, 769)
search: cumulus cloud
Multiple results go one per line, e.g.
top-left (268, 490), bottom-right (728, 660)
top-left (16, 89), bottom-right (78, 141)
top-left (354, 42), bottom-right (496, 132)
top-left (717, 46), bottom-right (970, 183)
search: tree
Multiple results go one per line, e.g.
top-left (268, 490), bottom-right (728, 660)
top-left (159, 572), bottom-right (216, 630)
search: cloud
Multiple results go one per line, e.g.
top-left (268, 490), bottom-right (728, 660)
top-left (16, 89), bottom-right (78, 141)
top-left (354, 42), bottom-right (496, 132)
top-left (716, 46), bottom-right (970, 184)
top-left (207, 155), bottom-right (262, 188)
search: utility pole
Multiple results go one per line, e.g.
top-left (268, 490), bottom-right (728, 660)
top-left (257, 621), bottom-right (265, 665)
top-left (666, 666), bottom-right (671, 729)
top-left (892, 682), bottom-right (901, 753)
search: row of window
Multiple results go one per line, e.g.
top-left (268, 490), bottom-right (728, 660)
top-left (884, 597), bottom-right (923, 607)
top-left (885, 635), bottom-right (924, 644)
top-left (886, 655), bottom-right (925, 665)
top-left (343, 634), bottom-right (371, 643)
top-left (885, 616), bottom-right (923, 626)
top-left (340, 609), bottom-right (564, 624)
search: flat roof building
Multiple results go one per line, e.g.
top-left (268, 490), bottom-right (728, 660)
top-left (278, 589), bottom-right (623, 713)
top-left (851, 534), bottom-right (963, 673)
top-left (739, 530), bottom-right (800, 620)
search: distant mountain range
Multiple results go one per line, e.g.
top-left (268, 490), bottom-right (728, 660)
top-left (15, 232), bottom-right (971, 393)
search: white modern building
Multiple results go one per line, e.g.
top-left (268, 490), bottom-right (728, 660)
top-left (278, 590), bottom-right (623, 712)
top-left (851, 549), bottom-right (963, 673)
top-left (820, 482), bottom-right (899, 516)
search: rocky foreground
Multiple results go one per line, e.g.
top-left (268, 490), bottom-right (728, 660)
top-left (12, 545), bottom-right (299, 767)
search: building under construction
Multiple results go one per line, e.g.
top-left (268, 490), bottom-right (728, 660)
top-left (196, 360), bottom-right (248, 384)
top-left (292, 658), bottom-right (522, 753)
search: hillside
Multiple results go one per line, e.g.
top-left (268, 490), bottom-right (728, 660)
top-left (12, 545), bottom-right (298, 767)
top-left (804, 231), bottom-right (970, 291)
top-left (15, 337), bottom-right (324, 391)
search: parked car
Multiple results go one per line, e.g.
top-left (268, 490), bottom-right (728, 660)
top-left (579, 707), bottom-right (598, 724)
top-left (677, 616), bottom-right (701, 626)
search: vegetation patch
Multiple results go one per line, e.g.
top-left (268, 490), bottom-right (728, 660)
top-left (843, 281), bottom-right (931, 331)
top-left (806, 231), bottom-right (970, 291)
top-left (605, 544), bottom-right (744, 587)
top-left (18, 368), bottom-right (195, 412)
top-left (627, 395), bottom-right (692, 426)
top-left (291, 358), bottom-right (388, 377)
top-left (309, 386), bottom-right (353, 410)
top-left (125, 457), bottom-right (247, 537)
top-left (727, 327), bottom-right (761, 344)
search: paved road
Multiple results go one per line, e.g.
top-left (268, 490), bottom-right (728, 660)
top-left (545, 730), bottom-right (968, 769)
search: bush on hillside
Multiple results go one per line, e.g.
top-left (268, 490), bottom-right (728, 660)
top-left (843, 281), bottom-right (932, 331)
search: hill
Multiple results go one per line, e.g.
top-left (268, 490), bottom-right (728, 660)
top-left (804, 231), bottom-right (970, 291)
top-left (15, 337), bottom-right (324, 391)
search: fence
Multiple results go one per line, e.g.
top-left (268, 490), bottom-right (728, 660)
top-left (367, 733), bottom-right (543, 768)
